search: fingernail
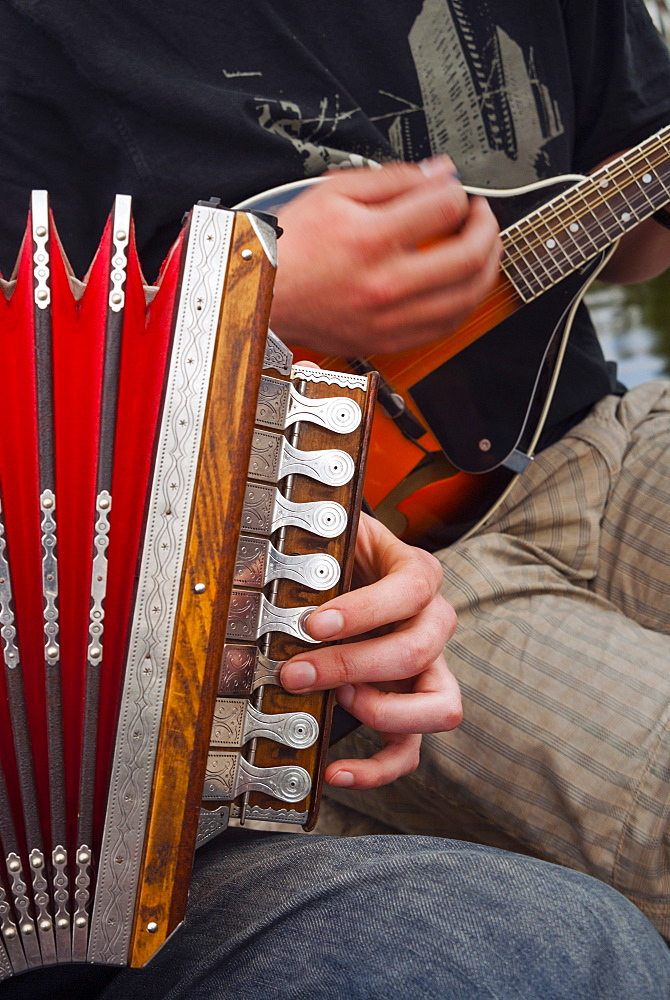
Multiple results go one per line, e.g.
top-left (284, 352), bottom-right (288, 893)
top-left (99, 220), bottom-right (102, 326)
top-left (307, 608), bottom-right (344, 640)
top-left (329, 770), bottom-right (355, 787)
top-left (419, 157), bottom-right (460, 180)
top-left (281, 660), bottom-right (317, 691)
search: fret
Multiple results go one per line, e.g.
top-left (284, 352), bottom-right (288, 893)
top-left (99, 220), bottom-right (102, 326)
top-left (643, 154), bottom-right (670, 202)
top-left (624, 162), bottom-right (658, 213)
top-left (510, 221), bottom-right (559, 285)
top-left (494, 126), bottom-right (670, 304)
top-left (545, 192), bottom-right (599, 264)
top-left (500, 225), bottom-right (544, 302)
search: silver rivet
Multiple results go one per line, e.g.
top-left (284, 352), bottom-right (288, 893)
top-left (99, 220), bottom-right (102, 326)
top-left (147, 921), bottom-right (158, 933)
top-left (36, 289), bottom-right (49, 301)
top-left (78, 850), bottom-right (91, 865)
top-left (194, 582), bottom-right (206, 594)
top-left (57, 917), bottom-right (68, 930)
top-left (35, 225), bottom-right (47, 238)
top-left (31, 855), bottom-right (43, 869)
top-left (54, 852), bottom-right (66, 865)
top-left (240, 248), bottom-right (253, 260)
top-left (115, 229), bottom-right (127, 241)
top-left (8, 860), bottom-right (20, 873)
top-left (89, 647), bottom-right (101, 660)
top-left (39, 919), bottom-right (51, 933)
top-left (478, 439), bottom-right (491, 452)
top-left (99, 498), bottom-right (110, 510)
top-left (46, 644), bottom-right (58, 658)
top-left (3, 927), bottom-right (15, 939)
top-left (75, 916), bottom-right (87, 929)
top-left (21, 923), bottom-right (34, 935)
top-left (110, 292), bottom-right (123, 305)
top-left (42, 497), bottom-right (53, 509)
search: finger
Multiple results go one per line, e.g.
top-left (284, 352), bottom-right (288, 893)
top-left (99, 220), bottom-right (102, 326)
top-left (325, 733), bottom-right (422, 790)
top-left (361, 250), bottom-right (502, 352)
top-left (334, 657), bottom-right (463, 734)
top-left (377, 197), bottom-right (502, 301)
top-left (306, 539), bottom-right (446, 644)
top-left (318, 157), bottom-right (458, 207)
top-left (371, 164), bottom-right (470, 248)
top-left (281, 597), bottom-right (455, 691)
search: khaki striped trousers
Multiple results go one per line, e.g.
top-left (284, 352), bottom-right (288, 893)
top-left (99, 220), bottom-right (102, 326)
top-left (322, 379), bottom-right (670, 939)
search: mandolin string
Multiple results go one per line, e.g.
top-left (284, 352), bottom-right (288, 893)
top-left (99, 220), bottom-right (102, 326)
top-left (321, 131), bottom-right (670, 389)
top-left (502, 132), bottom-right (670, 271)
top-left (503, 148), bottom-right (669, 271)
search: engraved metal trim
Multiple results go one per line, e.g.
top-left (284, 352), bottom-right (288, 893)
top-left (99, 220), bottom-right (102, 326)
top-left (241, 483), bottom-right (347, 538)
top-left (286, 388), bottom-right (361, 434)
top-left (40, 489), bottom-right (59, 665)
top-left (6, 853), bottom-right (41, 968)
top-left (252, 650), bottom-right (285, 689)
top-left (0, 503), bottom-right (19, 671)
top-left (219, 645), bottom-right (284, 695)
top-left (231, 804), bottom-right (309, 826)
top-left (195, 806), bottom-right (230, 848)
top-left (87, 490), bottom-right (111, 664)
top-left (29, 850), bottom-right (56, 966)
top-left (32, 190), bottom-right (50, 309)
top-left (203, 753), bottom-right (311, 803)
top-left (226, 590), bottom-right (318, 643)
top-left (248, 430), bottom-right (354, 486)
top-left (51, 846), bottom-right (71, 963)
top-left (234, 535), bottom-right (340, 591)
top-left (263, 330), bottom-right (292, 375)
top-left (247, 213), bottom-right (278, 268)
top-left (211, 698), bottom-right (319, 749)
top-left (72, 845), bottom-right (92, 962)
top-left (255, 376), bottom-right (289, 429)
top-left (256, 376), bottom-right (361, 434)
top-left (109, 195), bottom-right (131, 312)
top-left (89, 204), bottom-right (235, 965)
top-left (291, 365), bottom-right (369, 390)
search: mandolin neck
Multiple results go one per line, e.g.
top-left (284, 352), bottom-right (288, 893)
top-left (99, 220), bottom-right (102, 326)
top-left (501, 125), bottom-right (670, 302)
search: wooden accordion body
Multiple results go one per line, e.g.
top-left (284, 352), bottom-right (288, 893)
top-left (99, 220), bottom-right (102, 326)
top-left (0, 193), bottom-right (376, 976)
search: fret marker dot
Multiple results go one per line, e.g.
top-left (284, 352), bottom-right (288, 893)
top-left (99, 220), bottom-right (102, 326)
top-left (642, 173), bottom-right (652, 184)
top-left (546, 238), bottom-right (556, 249)
top-left (620, 212), bottom-right (631, 222)
top-left (600, 178), bottom-right (609, 188)
top-left (569, 223), bottom-right (579, 233)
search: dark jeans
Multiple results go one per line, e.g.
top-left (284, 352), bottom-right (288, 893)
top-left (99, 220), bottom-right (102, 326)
top-left (1, 831), bottom-right (668, 999)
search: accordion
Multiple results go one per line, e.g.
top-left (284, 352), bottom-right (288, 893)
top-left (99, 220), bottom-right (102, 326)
top-left (0, 192), bottom-right (376, 976)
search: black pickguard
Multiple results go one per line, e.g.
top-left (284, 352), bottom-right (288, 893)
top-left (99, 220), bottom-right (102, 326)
top-left (409, 183), bottom-right (608, 474)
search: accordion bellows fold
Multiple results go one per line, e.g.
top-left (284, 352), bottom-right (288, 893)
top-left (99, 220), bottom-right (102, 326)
top-left (0, 192), bottom-right (377, 976)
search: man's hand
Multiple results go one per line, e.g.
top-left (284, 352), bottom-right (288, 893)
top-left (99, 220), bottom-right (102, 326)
top-left (270, 158), bottom-right (502, 357)
top-left (280, 513), bottom-right (461, 790)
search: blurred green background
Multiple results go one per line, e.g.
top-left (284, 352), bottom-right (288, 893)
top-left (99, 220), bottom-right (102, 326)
top-left (587, 272), bottom-right (670, 388)
top-left (586, 1), bottom-right (669, 389)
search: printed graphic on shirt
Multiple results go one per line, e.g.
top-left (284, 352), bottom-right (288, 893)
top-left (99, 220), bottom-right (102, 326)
top-left (247, 0), bottom-right (564, 183)
top-left (406, 0), bottom-right (564, 184)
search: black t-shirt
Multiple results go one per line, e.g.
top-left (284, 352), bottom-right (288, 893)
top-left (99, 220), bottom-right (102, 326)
top-left (1, 0), bottom-right (669, 444)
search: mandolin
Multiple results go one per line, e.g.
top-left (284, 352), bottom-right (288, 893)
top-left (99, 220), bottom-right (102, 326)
top-left (238, 125), bottom-right (670, 549)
